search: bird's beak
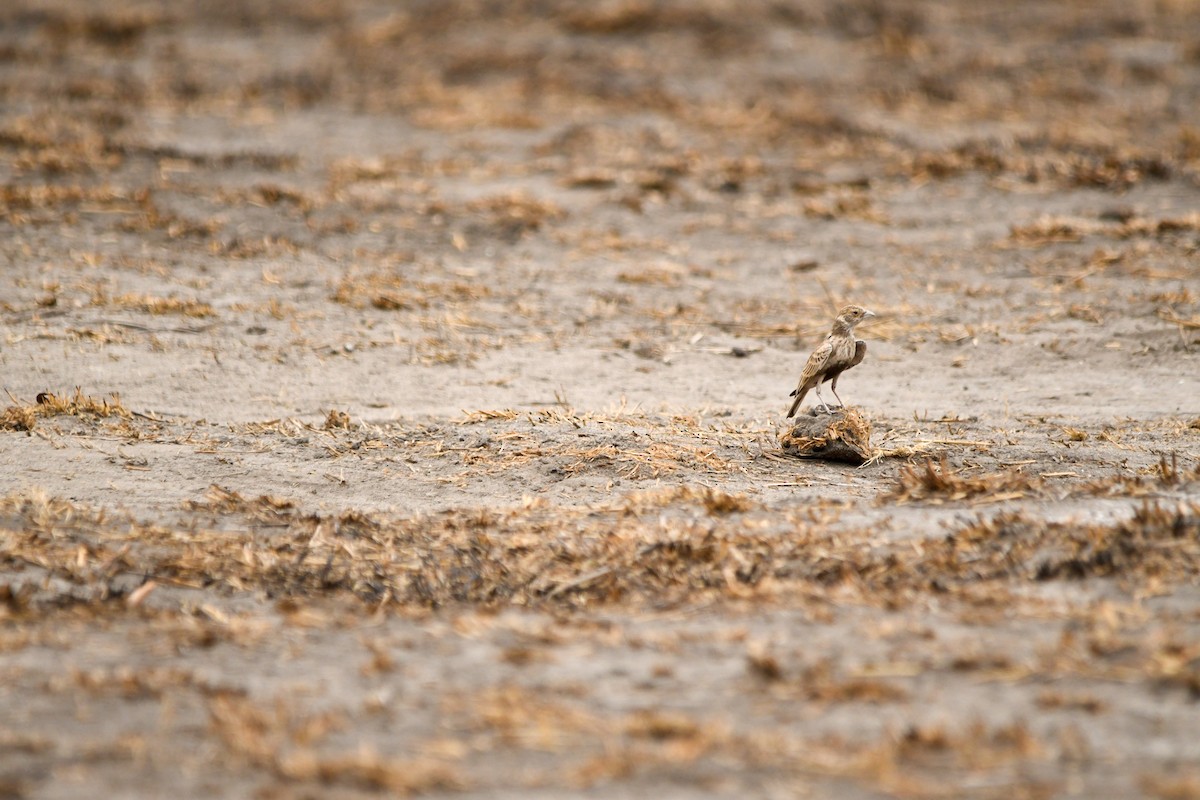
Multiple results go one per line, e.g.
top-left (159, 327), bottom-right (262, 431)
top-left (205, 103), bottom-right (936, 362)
top-left (864, 310), bottom-right (877, 319)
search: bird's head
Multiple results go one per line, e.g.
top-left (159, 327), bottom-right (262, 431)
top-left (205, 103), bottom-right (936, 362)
top-left (837, 305), bottom-right (876, 327)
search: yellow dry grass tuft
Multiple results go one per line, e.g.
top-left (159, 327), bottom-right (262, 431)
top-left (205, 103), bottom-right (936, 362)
top-left (1, 389), bottom-right (132, 427)
top-left (458, 409), bottom-right (520, 424)
top-left (101, 292), bottom-right (216, 317)
top-left (322, 409), bottom-right (353, 430)
top-left (331, 270), bottom-right (490, 311)
top-left (0, 405), bottom-right (37, 432)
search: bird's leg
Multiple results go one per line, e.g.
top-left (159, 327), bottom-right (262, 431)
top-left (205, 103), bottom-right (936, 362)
top-left (813, 384), bottom-right (833, 414)
top-left (827, 372), bottom-right (846, 408)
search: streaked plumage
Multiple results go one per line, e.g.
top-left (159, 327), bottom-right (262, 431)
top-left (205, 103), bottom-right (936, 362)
top-left (787, 305), bottom-right (875, 417)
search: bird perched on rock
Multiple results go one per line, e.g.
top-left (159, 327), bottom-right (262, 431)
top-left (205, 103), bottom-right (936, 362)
top-left (787, 304), bottom-right (875, 417)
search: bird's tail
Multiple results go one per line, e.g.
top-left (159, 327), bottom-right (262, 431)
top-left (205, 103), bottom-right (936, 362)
top-left (786, 388), bottom-right (806, 418)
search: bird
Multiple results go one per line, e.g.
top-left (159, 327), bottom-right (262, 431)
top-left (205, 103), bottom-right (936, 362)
top-left (787, 304), bottom-right (875, 417)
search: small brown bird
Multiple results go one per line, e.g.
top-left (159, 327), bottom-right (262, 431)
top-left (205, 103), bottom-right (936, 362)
top-left (787, 305), bottom-right (875, 417)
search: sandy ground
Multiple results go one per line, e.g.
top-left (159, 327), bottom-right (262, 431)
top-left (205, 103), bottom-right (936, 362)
top-left (2, 1), bottom-right (1200, 797)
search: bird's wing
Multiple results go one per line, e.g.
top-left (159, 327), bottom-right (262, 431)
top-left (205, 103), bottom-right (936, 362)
top-left (796, 339), bottom-right (834, 388)
top-left (788, 338), bottom-right (833, 416)
top-left (848, 339), bottom-right (867, 368)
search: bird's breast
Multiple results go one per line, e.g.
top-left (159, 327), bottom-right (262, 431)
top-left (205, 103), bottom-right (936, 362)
top-left (830, 336), bottom-right (856, 363)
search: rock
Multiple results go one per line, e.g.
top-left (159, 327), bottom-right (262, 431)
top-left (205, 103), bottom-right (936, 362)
top-left (780, 407), bottom-right (872, 465)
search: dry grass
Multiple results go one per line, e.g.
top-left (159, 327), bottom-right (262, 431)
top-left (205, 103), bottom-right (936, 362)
top-left (803, 192), bottom-right (887, 223)
top-left (746, 649), bottom-right (911, 704)
top-left (565, 441), bottom-right (742, 481)
top-left (4, 486), bottom-right (775, 612)
top-left (901, 133), bottom-right (1173, 187)
top-left (322, 409), bottom-right (352, 431)
top-left (98, 292), bottom-right (216, 318)
top-left (331, 270), bottom-right (491, 311)
top-left (898, 503), bottom-right (1200, 585)
top-left (4, 487), bottom-right (1197, 616)
top-left (276, 748), bottom-right (461, 794)
top-left (886, 457), bottom-right (1039, 505)
top-left (1009, 216), bottom-right (1088, 245)
top-left (36, 388), bottom-right (131, 419)
top-left (458, 409), bottom-right (521, 424)
top-left (208, 693), bottom-right (461, 792)
top-left (1154, 454), bottom-right (1200, 485)
top-left (0, 405), bottom-right (37, 432)
top-left (1079, 455), bottom-right (1200, 498)
top-left (465, 192), bottom-right (567, 237)
top-left (2, 388), bottom-right (131, 432)
top-left (617, 263), bottom-right (686, 287)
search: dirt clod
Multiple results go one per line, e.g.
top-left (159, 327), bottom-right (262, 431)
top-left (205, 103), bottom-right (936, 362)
top-left (780, 407), bottom-right (872, 465)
